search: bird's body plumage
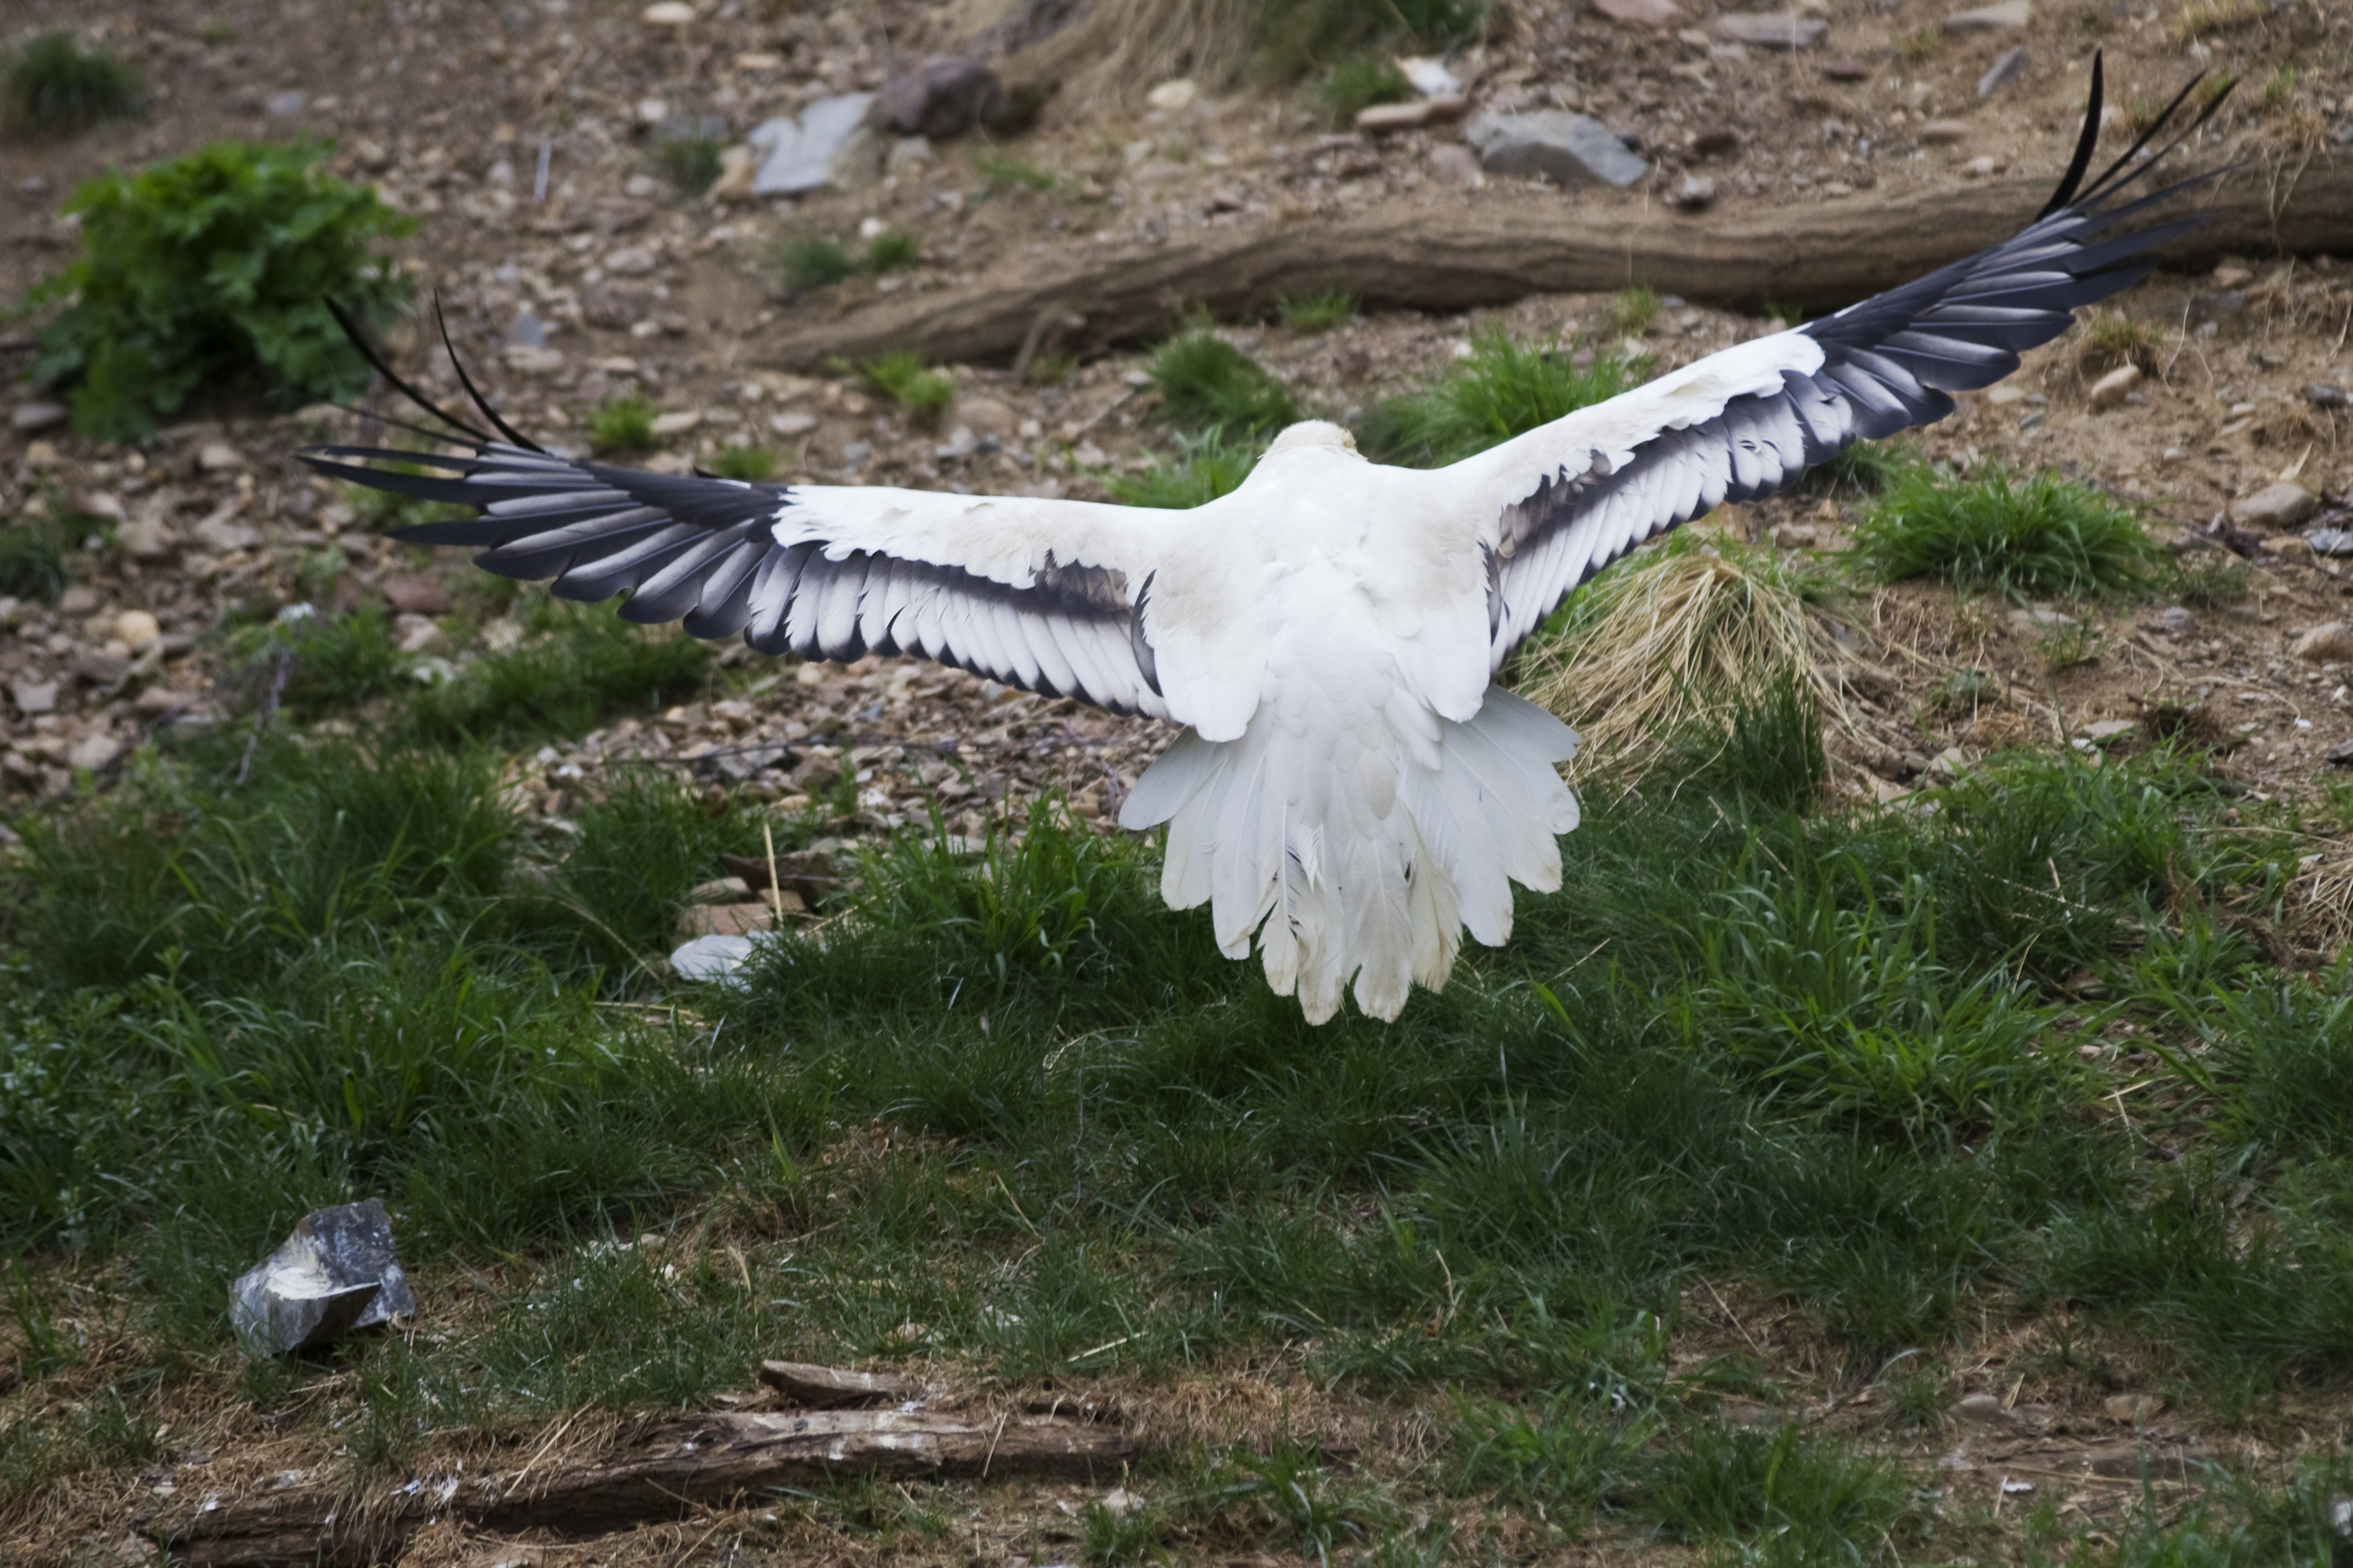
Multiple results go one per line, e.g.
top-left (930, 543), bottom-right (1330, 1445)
top-left (303, 59), bottom-right (2224, 1023)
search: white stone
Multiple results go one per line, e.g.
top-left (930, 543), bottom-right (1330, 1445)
top-left (651, 410), bottom-right (703, 436)
top-left (198, 441), bottom-right (243, 471)
top-left (10, 402), bottom-right (66, 433)
top-left (641, 1), bottom-right (696, 23)
top-left (748, 93), bottom-right (882, 197)
top-left (770, 410), bottom-right (819, 437)
top-left (2088, 363), bottom-right (2141, 411)
top-left (1946, 0), bottom-right (2030, 29)
top-left (1395, 56), bottom-right (1461, 96)
top-left (11, 682), bottom-right (57, 715)
top-left (194, 512), bottom-right (261, 552)
top-left (1145, 79), bottom-right (1199, 112)
top-left (67, 732), bottom-right (119, 772)
top-left (604, 246), bottom-right (658, 275)
top-left (1713, 11), bottom-right (1827, 48)
top-left (114, 610), bottom-right (160, 649)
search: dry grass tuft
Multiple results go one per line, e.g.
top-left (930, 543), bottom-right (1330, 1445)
top-left (999, 0), bottom-right (1259, 114)
top-left (2288, 841), bottom-right (2353, 954)
top-left (1514, 530), bottom-right (1855, 787)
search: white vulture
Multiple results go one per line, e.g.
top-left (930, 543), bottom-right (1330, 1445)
top-left (302, 62), bottom-right (2223, 1024)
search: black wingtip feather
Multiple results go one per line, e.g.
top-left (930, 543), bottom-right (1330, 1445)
top-left (2036, 52), bottom-right (2105, 221)
top-left (431, 298), bottom-right (548, 455)
top-left (324, 296), bottom-right (496, 446)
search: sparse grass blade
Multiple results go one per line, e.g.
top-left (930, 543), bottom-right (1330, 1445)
top-left (1276, 288), bottom-right (1357, 333)
top-left (586, 393), bottom-right (658, 457)
top-left (404, 600), bottom-right (712, 745)
top-left (1106, 430), bottom-right (1257, 508)
top-left (853, 350), bottom-right (956, 417)
top-left (775, 233), bottom-right (854, 293)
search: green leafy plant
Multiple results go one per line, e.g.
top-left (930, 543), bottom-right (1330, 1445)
top-left (854, 351), bottom-right (955, 418)
top-left (586, 394), bottom-right (658, 457)
top-left (863, 229), bottom-right (920, 274)
top-left (1278, 288), bottom-right (1358, 333)
top-left (1361, 324), bottom-right (1648, 466)
top-left (1, 32), bottom-right (148, 139)
top-left (1146, 321), bottom-right (1298, 438)
top-left (775, 233), bottom-right (854, 293)
top-left (25, 140), bottom-right (413, 440)
top-left (1852, 461), bottom-right (2162, 599)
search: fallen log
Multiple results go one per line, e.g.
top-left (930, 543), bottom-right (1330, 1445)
top-left (151, 1408), bottom-right (1132, 1567)
top-left (759, 151), bottom-right (2352, 371)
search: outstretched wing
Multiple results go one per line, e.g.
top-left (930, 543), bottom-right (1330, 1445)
top-left (1458, 54), bottom-right (2226, 670)
top-left (295, 438), bottom-right (1178, 718)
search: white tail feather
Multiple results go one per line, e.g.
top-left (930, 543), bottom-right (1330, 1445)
top-left (1120, 686), bottom-right (1580, 1023)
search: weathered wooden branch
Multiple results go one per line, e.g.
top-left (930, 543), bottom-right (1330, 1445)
top-left (759, 151), bottom-right (2353, 370)
top-left (756, 1357), bottom-right (923, 1406)
top-left (152, 1409), bottom-right (1132, 1567)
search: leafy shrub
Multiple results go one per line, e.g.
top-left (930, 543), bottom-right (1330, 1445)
top-left (26, 140), bottom-right (413, 439)
top-left (1360, 324), bottom-right (1648, 466)
top-left (775, 233), bottom-right (853, 293)
top-left (855, 351), bottom-right (956, 417)
top-left (1852, 461), bottom-right (2161, 599)
top-left (1146, 323), bottom-right (1298, 438)
top-left (1, 32), bottom-right (147, 139)
top-left (586, 394), bottom-right (658, 457)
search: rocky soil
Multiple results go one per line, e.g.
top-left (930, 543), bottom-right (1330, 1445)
top-left (0, 0), bottom-right (2349, 842)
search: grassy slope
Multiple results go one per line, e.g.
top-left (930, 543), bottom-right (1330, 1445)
top-left (4, 658), bottom-right (2352, 1559)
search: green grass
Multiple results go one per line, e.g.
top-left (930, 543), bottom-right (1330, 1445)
top-left (241, 603), bottom-right (412, 717)
top-left (403, 599), bottom-right (712, 745)
top-left (1146, 322), bottom-right (1299, 439)
top-left (1595, 285), bottom-right (1664, 339)
top-left (1318, 54), bottom-right (1412, 124)
top-left (854, 350), bottom-right (956, 417)
top-left (1360, 324), bottom-right (1650, 466)
top-left (1255, 0), bottom-right (1489, 80)
top-left (775, 233), bottom-right (854, 293)
top-left (1852, 461), bottom-right (2163, 599)
top-left (586, 392), bottom-right (658, 457)
top-left (972, 151), bottom-right (1061, 194)
top-left (708, 442), bottom-right (779, 481)
top-left (648, 133), bottom-right (724, 197)
top-left (863, 227), bottom-right (920, 273)
top-left (8, 551), bottom-right (2353, 1557)
top-left (1105, 430), bottom-right (1257, 508)
top-left (1277, 288), bottom-right (1358, 333)
top-left (2160, 550), bottom-right (2254, 609)
top-left (0, 32), bottom-right (147, 139)
top-left (0, 517), bottom-right (75, 602)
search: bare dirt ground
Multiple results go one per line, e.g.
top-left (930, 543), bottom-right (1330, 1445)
top-left (3, 1), bottom-right (2353, 1563)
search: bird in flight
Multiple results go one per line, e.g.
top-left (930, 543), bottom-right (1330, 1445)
top-left (304, 60), bottom-right (2221, 1025)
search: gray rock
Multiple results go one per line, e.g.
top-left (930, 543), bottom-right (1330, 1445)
top-left (1673, 173), bottom-right (1717, 209)
top-left (195, 513), bottom-right (262, 552)
top-left (2309, 529), bottom-right (2353, 556)
top-left (2149, 606), bottom-right (2198, 634)
top-left (10, 402), bottom-right (67, 433)
top-left (231, 1199), bottom-right (416, 1355)
top-left (11, 682), bottom-right (57, 716)
top-left (749, 93), bottom-right (882, 197)
top-left (2307, 383), bottom-right (2351, 409)
top-left (1712, 11), bottom-right (1827, 47)
top-left (2231, 481), bottom-right (2319, 530)
top-left (505, 310), bottom-right (548, 350)
top-left (1946, 0), bottom-right (2030, 29)
top-left (876, 56), bottom-right (1004, 141)
top-left (1466, 110), bottom-right (1650, 189)
top-left (1977, 45), bottom-right (2029, 97)
top-left (263, 90), bottom-right (307, 118)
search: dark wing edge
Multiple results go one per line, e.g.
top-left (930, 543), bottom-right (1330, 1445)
top-left (1485, 53), bottom-right (2228, 668)
top-left (295, 441), bottom-right (1169, 718)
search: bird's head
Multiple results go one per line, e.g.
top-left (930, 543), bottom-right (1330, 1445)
top-left (1257, 420), bottom-right (1361, 463)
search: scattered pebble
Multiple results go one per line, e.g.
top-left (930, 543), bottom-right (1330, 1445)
top-left (1711, 11), bottom-right (1827, 48)
top-left (1946, 0), bottom-right (2031, 30)
top-left (2231, 481), bottom-right (2319, 530)
top-left (2087, 363), bottom-right (2141, 411)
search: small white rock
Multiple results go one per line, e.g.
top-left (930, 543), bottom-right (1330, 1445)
top-left (1146, 78), bottom-right (1199, 112)
top-left (198, 441), bottom-right (243, 471)
top-left (651, 410), bottom-right (703, 437)
top-left (641, 1), bottom-right (696, 23)
top-left (2088, 362), bottom-right (2142, 411)
top-left (114, 610), bottom-right (160, 649)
